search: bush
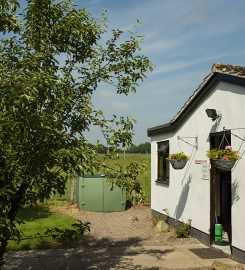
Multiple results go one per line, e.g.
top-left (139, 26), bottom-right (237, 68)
top-left (45, 220), bottom-right (90, 245)
top-left (176, 219), bottom-right (191, 238)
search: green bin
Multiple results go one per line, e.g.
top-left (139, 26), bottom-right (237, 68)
top-left (76, 174), bottom-right (126, 212)
top-left (215, 224), bottom-right (222, 245)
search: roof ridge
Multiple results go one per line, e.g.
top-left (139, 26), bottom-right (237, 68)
top-left (212, 63), bottom-right (245, 76)
top-left (170, 72), bottom-right (214, 123)
top-left (170, 63), bottom-right (245, 123)
top-left (148, 63), bottom-right (245, 137)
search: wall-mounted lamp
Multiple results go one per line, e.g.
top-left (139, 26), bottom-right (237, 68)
top-left (205, 109), bottom-right (220, 121)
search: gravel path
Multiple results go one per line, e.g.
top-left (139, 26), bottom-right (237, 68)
top-left (53, 204), bottom-right (200, 247)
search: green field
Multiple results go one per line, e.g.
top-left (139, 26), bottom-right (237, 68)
top-left (52, 153), bottom-right (151, 202)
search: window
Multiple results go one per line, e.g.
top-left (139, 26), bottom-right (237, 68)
top-left (157, 141), bottom-right (169, 183)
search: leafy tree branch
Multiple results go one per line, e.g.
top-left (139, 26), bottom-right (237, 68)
top-left (0, 0), bottom-right (152, 263)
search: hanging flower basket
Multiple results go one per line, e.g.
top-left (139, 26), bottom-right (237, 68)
top-left (207, 146), bottom-right (240, 172)
top-left (170, 159), bottom-right (188, 170)
top-left (212, 159), bottom-right (236, 172)
top-left (167, 152), bottom-right (189, 170)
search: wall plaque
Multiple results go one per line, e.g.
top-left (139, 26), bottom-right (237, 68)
top-left (195, 160), bottom-right (208, 164)
top-left (201, 164), bottom-right (210, 180)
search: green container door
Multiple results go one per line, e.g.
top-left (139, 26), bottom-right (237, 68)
top-left (103, 180), bottom-right (126, 212)
top-left (77, 175), bottom-right (104, 212)
top-left (76, 174), bottom-right (126, 212)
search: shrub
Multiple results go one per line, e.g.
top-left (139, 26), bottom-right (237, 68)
top-left (45, 220), bottom-right (90, 244)
top-left (176, 219), bottom-right (191, 238)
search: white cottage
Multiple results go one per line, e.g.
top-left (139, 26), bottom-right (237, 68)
top-left (147, 63), bottom-right (245, 262)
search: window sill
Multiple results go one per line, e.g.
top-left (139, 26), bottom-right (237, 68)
top-left (155, 179), bottom-right (169, 185)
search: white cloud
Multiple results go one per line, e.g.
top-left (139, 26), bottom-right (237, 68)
top-left (89, 0), bottom-right (105, 5)
top-left (152, 52), bottom-right (234, 76)
top-left (95, 89), bottom-right (132, 112)
top-left (98, 89), bottom-right (115, 98)
top-left (142, 39), bottom-right (177, 54)
top-left (142, 32), bottom-right (195, 55)
top-left (110, 101), bottom-right (132, 112)
top-left (80, 0), bottom-right (245, 144)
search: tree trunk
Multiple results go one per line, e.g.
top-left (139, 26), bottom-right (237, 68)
top-left (0, 182), bottom-right (29, 267)
top-left (131, 190), bottom-right (136, 206)
top-left (0, 240), bottom-right (7, 269)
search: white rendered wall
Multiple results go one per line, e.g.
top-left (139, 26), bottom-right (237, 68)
top-left (150, 81), bottom-right (245, 251)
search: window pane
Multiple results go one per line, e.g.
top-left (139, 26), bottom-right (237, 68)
top-left (158, 155), bottom-right (164, 177)
top-left (158, 143), bottom-right (168, 152)
top-left (157, 141), bottom-right (169, 182)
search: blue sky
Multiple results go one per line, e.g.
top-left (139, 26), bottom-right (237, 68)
top-left (68, 1), bottom-right (245, 144)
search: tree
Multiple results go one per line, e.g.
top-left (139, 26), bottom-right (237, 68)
top-left (137, 142), bottom-right (151, 153)
top-left (0, 0), bottom-right (152, 263)
top-left (127, 144), bottom-right (138, 153)
top-left (127, 142), bottom-right (151, 153)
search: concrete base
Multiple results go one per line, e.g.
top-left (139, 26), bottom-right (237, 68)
top-left (3, 244), bottom-right (242, 270)
top-left (232, 246), bottom-right (245, 264)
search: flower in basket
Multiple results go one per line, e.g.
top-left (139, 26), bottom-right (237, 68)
top-left (167, 152), bottom-right (189, 161)
top-left (207, 146), bottom-right (240, 160)
top-left (167, 152), bottom-right (189, 170)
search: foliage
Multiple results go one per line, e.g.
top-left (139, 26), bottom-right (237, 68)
top-left (176, 219), bottom-right (192, 238)
top-left (100, 153), bottom-right (150, 202)
top-left (167, 152), bottom-right (189, 160)
top-left (127, 142), bottom-right (151, 154)
top-left (162, 208), bottom-right (169, 216)
top-left (207, 146), bottom-right (240, 160)
top-left (162, 208), bottom-right (169, 222)
top-left (0, 0), bottom-right (152, 261)
top-left (132, 189), bottom-right (146, 205)
top-left (87, 142), bottom-right (151, 154)
top-left (0, 0), bottom-right (20, 33)
top-left (152, 214), bottom-right (162, 226)
top-left (45, 220), bottom-right (90, 245)
top-left (106, 162), bottom-right (146, 205)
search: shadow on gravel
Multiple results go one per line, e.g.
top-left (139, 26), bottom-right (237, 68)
top-left (4, 237), bottom-right (175, 270)
top-left (77, 236), bottom-right (174, 269)
top-left (84, 235), bottom-right (147, 247)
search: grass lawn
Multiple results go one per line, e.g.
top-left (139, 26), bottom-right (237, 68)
top-left (7, 204), bottom-right (77, 251)
top-left (7, 154), bottom-right (150, 251)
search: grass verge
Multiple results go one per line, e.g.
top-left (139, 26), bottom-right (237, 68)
top-left (7, 204), bottom-right (78, 251)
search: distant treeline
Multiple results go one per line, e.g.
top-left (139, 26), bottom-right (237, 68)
top-left (88, 142), bottom-right (151, 154)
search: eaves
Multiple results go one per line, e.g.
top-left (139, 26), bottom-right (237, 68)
top-left (147, 72), bottom-right (245, 137)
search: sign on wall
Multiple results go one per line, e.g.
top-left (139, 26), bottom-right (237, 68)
top-left (195, 160), bottom-right (207, 164)
top-left (201, 163), bottom-right (210, 180)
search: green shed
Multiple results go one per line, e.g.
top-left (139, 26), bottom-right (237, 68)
top-left (76, 174), bottom-right (126, 212)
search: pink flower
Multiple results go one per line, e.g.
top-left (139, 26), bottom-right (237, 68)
top-left (225, 145), bottom-right (232, 150)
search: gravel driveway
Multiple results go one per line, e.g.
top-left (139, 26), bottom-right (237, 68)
top-left (53, 204), bottom-right (200, 247)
